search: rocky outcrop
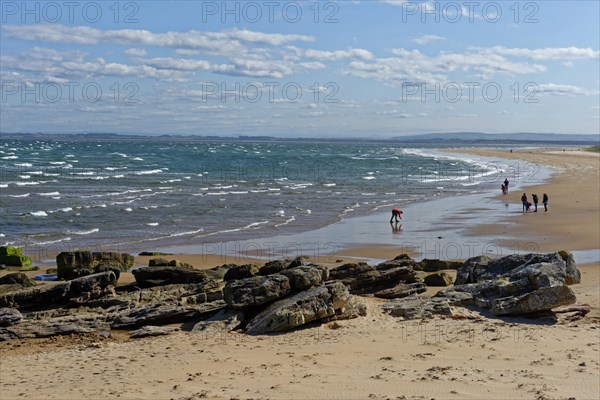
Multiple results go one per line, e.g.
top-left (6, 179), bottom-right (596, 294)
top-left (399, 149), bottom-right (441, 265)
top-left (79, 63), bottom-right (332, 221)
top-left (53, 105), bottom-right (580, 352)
top-left (112, 301), bottom-right (226, 329)
top-left (419, 259), bottom-right (462, 272)
top-left (280, 266), bottom-right (328, 291)
top-left (0, 273), bottom-right (36, 288)
top-left (436, 252), bottom-right (580, 316)
top-left (0, 271), bottom-right (117, 309)
top-left (192, 309), bottom-right (245, 335)
top-left (56, 251), bottom-right (133, 280)
top-left (245, 282), bottom-right (353, 334)
top-left (132, 266), bottom-right (208, 287)
top-left (129, 325), bottom-right (180, 338)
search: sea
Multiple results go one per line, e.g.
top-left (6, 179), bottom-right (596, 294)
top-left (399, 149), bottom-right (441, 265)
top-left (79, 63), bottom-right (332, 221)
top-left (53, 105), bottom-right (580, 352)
top-left (0, 138), bottom-right (520, 260)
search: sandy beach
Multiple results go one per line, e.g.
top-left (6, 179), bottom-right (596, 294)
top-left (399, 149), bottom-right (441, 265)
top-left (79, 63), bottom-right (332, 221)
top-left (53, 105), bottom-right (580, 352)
top-left (1, 148), bottom-right (599, 400)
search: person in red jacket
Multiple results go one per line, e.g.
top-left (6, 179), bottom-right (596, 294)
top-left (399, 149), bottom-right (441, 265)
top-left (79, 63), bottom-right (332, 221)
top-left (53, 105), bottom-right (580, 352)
top-left (390, 208), bottom-right (403, 223)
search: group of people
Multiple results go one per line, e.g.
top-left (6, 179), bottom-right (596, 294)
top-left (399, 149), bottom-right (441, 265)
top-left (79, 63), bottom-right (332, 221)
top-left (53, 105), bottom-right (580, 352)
top-left (501, 178), bottom-right (509, 195)
top-left (521, 192), bottom-right (549, 212)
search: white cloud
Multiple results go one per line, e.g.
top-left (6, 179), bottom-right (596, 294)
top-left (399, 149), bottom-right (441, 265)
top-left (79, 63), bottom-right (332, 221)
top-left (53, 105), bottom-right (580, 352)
top-left (412, 35), bottom-right (445, 45)
top-left (536, 83), bottom-right (595, 96)
top-left (482, 46), bottom-right (600, 60)
top-left (125, 48), bottom-right (147, 57)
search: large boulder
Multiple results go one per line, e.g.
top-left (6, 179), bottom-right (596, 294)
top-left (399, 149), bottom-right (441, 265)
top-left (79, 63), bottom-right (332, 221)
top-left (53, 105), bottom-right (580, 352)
top-left (112, 301), bottom-right (226, 329)
top-left (279, 266), bottom-right (328, 291)
top-left (132, 266), bottom-right (208, 287)
top-left (436, 252), bottom-right (581, 316)
top-left (383, 297), bottom-right (452, 320)
top-left (223, 264), bottom-right (259, 282)
top-left (56, 251), bottom-right (133, 280)
top-left (424, 272), bottom-right (454, 287)
top-left (419, 259), bottom-right (462, 272)
top-left (0, 308), bottom-right (22, 327)
top-left (223, 275), bottom-right (291, 309)
top-left (245, 281), bottom-right (352, 334)
top-left (0, 273), bottom-right (36, 288)
top-left (0, 247), bottom-right (32, 267)
top-left (258, 260), bottom-right (289, 276)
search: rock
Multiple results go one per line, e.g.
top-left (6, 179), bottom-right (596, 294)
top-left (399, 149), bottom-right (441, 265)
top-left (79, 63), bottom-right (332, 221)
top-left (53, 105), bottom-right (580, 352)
top-left (0, 308), bottom-right (22, 327)
top-left (245, 281), bottom-right (351, 334)
top-left (437, 252), bottom-right (581, 316)
top-left (223, 264), bottom-right (259, 282)
top-left (258, 260), bottom-right (289, 276)
top-left (279, 266), bottom-right (327, 291)
top-left (223, 275), bottom-right (291, 309)
top-left (0, 273), bottom-right (36, 288)
top-left (288, 256), bottom-right (310, 268)
top-left (129, 325), bottom-right (180, 338)
top-left (490, 286), bottom-right (577, 316)
top-left (112, 301), bottom-right (226, 329)
top-left (112, 280), bottom-right (223, 306)
top-left (0, 271), bottom-right (117, 309)
top-left (56, 251), bottom-right (133, 280)
top-left (326, 295), bottom-right (367, 321)
top-left (424, 272), bottom-right (454, 287)
top-left (0, 321), bottom-right (93, 341)
top-left (0, 246), bottom-right (32, 267)
top-left (132, 266), bottom-right (207, 287)
top-left (329, 261), bottom-right (420, 297)
top-left (383, 296), bottom-right (452, 320)
top-left (204, 265), bottom-right (231, 281)
top-left (148, 258), bottom-right (169, 267)
top-left (192, 309), bottom-right (245, 335)
top-left (373, 282), bottom-right (426, 299)
top-left (419, 259), bottom-right (462, 272)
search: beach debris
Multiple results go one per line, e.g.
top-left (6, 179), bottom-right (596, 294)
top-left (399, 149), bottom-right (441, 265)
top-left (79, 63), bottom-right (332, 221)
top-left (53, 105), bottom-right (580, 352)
top-left (424, 272), bottom-right (454, 287)
top-left (56, 251), bottom-right (133, 280)
top-left (129, 325), bottom-right (180, 338)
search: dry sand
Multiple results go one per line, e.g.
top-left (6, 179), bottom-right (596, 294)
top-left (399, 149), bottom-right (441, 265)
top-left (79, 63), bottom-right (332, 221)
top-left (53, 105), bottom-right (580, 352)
top-left (1, 148), bottom-right (599, 400)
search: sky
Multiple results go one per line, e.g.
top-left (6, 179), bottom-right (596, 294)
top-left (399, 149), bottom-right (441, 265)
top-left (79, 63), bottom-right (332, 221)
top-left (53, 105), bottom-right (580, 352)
top-left (0, 0), bottom-right (599, 138)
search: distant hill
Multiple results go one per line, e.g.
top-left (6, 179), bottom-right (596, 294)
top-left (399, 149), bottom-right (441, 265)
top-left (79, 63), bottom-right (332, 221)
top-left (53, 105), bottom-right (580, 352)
top-left (392, 132), bottom-right (600, 144)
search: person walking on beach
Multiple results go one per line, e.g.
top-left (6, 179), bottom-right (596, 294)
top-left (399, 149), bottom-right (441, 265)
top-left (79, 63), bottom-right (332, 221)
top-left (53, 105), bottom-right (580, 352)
top-left (532, 194), bottom-right (539, 212)
top-left (503, 178), bottom-right (509, 192)
top-left (521, 193), bottom-right (528, 212)
top-left (390, 208), bottom-right (403, 223)
top-left (501, 184), bottom-right (507, 195)
top-left (543, 193), bottom-right (549, 212)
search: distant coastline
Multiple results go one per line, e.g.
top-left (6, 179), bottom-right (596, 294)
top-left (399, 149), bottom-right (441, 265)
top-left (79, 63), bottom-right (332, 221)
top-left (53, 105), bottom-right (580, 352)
top-left (1, 131), bottom-right (599, 145)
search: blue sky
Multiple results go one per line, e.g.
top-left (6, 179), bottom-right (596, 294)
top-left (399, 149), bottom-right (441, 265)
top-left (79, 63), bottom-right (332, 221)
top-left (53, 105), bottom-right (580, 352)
top-left (1, 0), bottom-right (599, 137)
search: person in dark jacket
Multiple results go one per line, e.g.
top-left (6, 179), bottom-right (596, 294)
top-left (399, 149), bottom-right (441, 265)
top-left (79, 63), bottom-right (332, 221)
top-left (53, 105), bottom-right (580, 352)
top-left (532, 194), bottom-right (539, 212)
top-left (543, 193), bottom-right (549, 212)
top-left (521, 193), bottom-right (528, 212)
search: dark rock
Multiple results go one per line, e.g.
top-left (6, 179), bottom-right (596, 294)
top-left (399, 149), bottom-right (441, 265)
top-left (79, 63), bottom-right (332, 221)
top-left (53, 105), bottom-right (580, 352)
top-left (112, 300), bottom-right (226, 329)
top-left (419, 259), bottom-right (462, 272)
top-left (224, 275), bottom-right (291, 309)
top-left (132, 266), bottom-right (207, 287)
top-left (192, 309), bottom-right (245, 335)
top-left (56, 251), bottom-right (133, 280)
top-left (245, 281), bottom-right (351, 334)
top-left (223, 264), bottom-right (259, 282)
top-left (0, 321), bottom-right (93, 341)
top-left (130, 325), bottom-right (180, 338)
top-left (329, 261), bottom-right (420, 297)
top-left (0, 246), bottom-right (32, 267)
top-left (288, 256), bottom-right (309, 269)
top-left (383, 296), bottom-right (452, 320)
top-left (148, 258), bottom-right (170, 267)
top-left (0, 271), bottom-right (117, 309)
top-left (0, 273), bottom-right (36, 288)
top-left (279, 266), bottom-right (327, 291)
top-left (204, 265), bottom-right (231, 281)
top-left (424, 272), bottom-right (454, 287)
top-left (374, 282), bottom-right (426, 299)
top-left (258, 260), bottom-right (289, 276)
top-left (139, 252), bottom-right (173, 256)
top-left (0, 308), bottom-right (22, 327)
